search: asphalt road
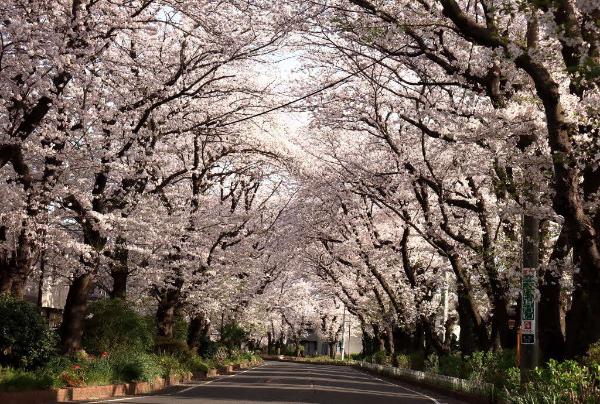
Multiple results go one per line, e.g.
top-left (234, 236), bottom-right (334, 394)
top-left (84, 361), bottom-right (468, 404)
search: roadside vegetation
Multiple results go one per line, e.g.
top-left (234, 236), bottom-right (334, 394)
top-left (0, 296), bottom-right (261, 392)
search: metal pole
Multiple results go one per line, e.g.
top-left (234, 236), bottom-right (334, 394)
top-left (347, 318), bottom-right (351, 360)
top-left (520, 213), bottom-right (540, 382)
top-left (341, 305), bottom-right (346, 360)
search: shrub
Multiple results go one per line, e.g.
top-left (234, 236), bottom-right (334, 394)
top-left (349, 353), bottom-right (363, 361)
top-left (373, 350), bottom-right (391, 366)
top-left (156, 354), bottom-right (188, 378)
top-left (220, 323), bottom-right (247, 349)
top-left (82, 357), bottom-right (114, 386)
top-left (408, 351), bottom-right (425, 371)
top-left (506, 360), bottom-right (600, 403)
top-left (172, 316), bottom-right (189, 344)
top-left (462, 350), bottom-right (515, 387)
top-left (424, 353), bottom-right (439, 373)
top-left (185, 355), bottom-right (210, 373)
top-left (154, 337), bottom-right (191, 359)
top-left (110, 352), bottom-right (163, 383)
top-left (212, 345), bottom-right (230, 365)
top-left (82, 299), bottom-right (153, 354)
top-left (586, 340), bottom-right (600, 366)
top-left (438, 353), bottom-right (464, 378)
top-left (40, 356), bottom-right (76, 388)
top-left (396, 354), bottom-right (411, 369)
top-left (0, 294), bottom-right (57, 369)
top-left (0, 367), bottom-right (53, 392)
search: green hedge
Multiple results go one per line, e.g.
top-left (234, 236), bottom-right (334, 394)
top-left (82, 299), bottom-right (154, 355)
top-left (0, 294), bottom-right (57, 370)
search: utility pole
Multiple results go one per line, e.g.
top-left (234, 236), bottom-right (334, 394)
top-left (341, 305), bottom-right (346, 360)
top-left (347, 318), bottom-right (351, 359)
top-left (520, 213), bottom-right (540, 382)
top-left (442, 270), bottom-right (449, 342)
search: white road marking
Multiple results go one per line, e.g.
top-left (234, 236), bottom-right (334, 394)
top-left (356, 369), bottom-right (440, 403)
top-left (86, 397), bottom-right (139, 403)
top-left (176, 378), bottom-right (217, 395)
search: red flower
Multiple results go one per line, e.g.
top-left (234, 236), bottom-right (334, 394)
top-left (72, 364), bottom-right (81, 370)
top-left (100, 351), bottom-right (109, 358)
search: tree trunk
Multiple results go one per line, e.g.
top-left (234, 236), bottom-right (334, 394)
top-left (384, 325), bottom-right (398, 366)
top-left (156, 289), bottom-right (179, 339)
top-left (188, 313), bottom-right (210, 354)
top-left (565, 243), bottom-right (600, 357)
top-left (329, 342), bottom-right (336, 359)
top-left (490, 296), bottom-right (513, 350)
top-left (60, 273), bottom-right (94, 354)
top-left (450, 256), bottom-right (489, 354)
top-left (110, 267), bottom-right (128, 299)
top-left (109, 237), bottom-right (128, 299)
top-left (539, 226), bottom-right (569, 361)
top-left (267, 331), bottom-right (273, 354)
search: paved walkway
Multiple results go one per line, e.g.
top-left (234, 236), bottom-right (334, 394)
top-left (84, 361), bottom-right (468, 403)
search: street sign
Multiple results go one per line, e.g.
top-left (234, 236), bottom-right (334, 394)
top-left (521, 334), bottom-right (535, 344)
top-left (521, 268), bottom-right (536, 345)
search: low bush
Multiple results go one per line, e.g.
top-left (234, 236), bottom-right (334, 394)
top-left (110, 352), bottom-right (163, 383)
top-left (0, 367), bottom-right (53, 392)
top-left (83, 299), bottom-right (153, 355)
top-left (372, 350), bottom-right (391, 366)
top-left (185, 355), bottom-right (211, 373)
top-left (211, 345), bottom-right (230, 365)
top-left (83, 357), bottom-right (115, 386)
top-left (463, 350), bottom-right (515, 387)
top-left (349, 353), bottom-right (363, 361)
top-left (408, 351), bottom-right (425, 371)
top-left (424, 353), bottom-right (439, 373)
top-left (438, 353), bottom-right (464, 378)
top-left (396, 354), bottom-right (411, 369)
top-left (586, 340), bottom-right (600, 366)
top-left (156, 354), bottom-right (188, 378)
top-left (505, 360), bottom-right (600, 403)
top-left (0, 294), bottom-right (57, 369)
top-left (220, 323), bottom-right (247, 350)
top-left (154, 337), bottom-right (192, 359)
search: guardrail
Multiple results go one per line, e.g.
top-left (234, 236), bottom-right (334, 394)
top-left (356, 361), bottom-right (495, 403)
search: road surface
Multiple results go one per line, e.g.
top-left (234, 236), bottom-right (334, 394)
top-left (84, 361), bottom-right (467, 403)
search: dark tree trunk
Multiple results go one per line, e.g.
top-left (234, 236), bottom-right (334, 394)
top-left (384, 325), bottom-right (398, 366)
top-left (110, 268), bottom-right (128, 299)
top-left (329, 342), bottom-right (336, 359)
top-left (539, 226), bottom-right (569, 361)
top-left (0, 227), bottom-right (34, 299)
top-left (448, 254), bottom-right (489, 354)
top-left (565, 244), bottom-right (600, 357)
top-left (267, 331), bottom-right (273, 354)
top-left (188, 313), bottom-right (210, 354)
top-left (156, 292), bottom-right (178, 339)
top-left (423, 318), bottom-right (450, 355)
top-left (371, 323), bottom-right (385, 353)
top-left (456, 285), bottom-right (488, 355)
top-left (489, 296), bottom-right (513, 350)
top-left (392, 325), bottom-right (414, 354)
top-left (60, 273), bottom-right (94, 354)
top-left (109, 237), bottom-right (128, 299)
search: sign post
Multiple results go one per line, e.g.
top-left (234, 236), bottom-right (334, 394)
top-left (520, 214), bottom-right (540, 382)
